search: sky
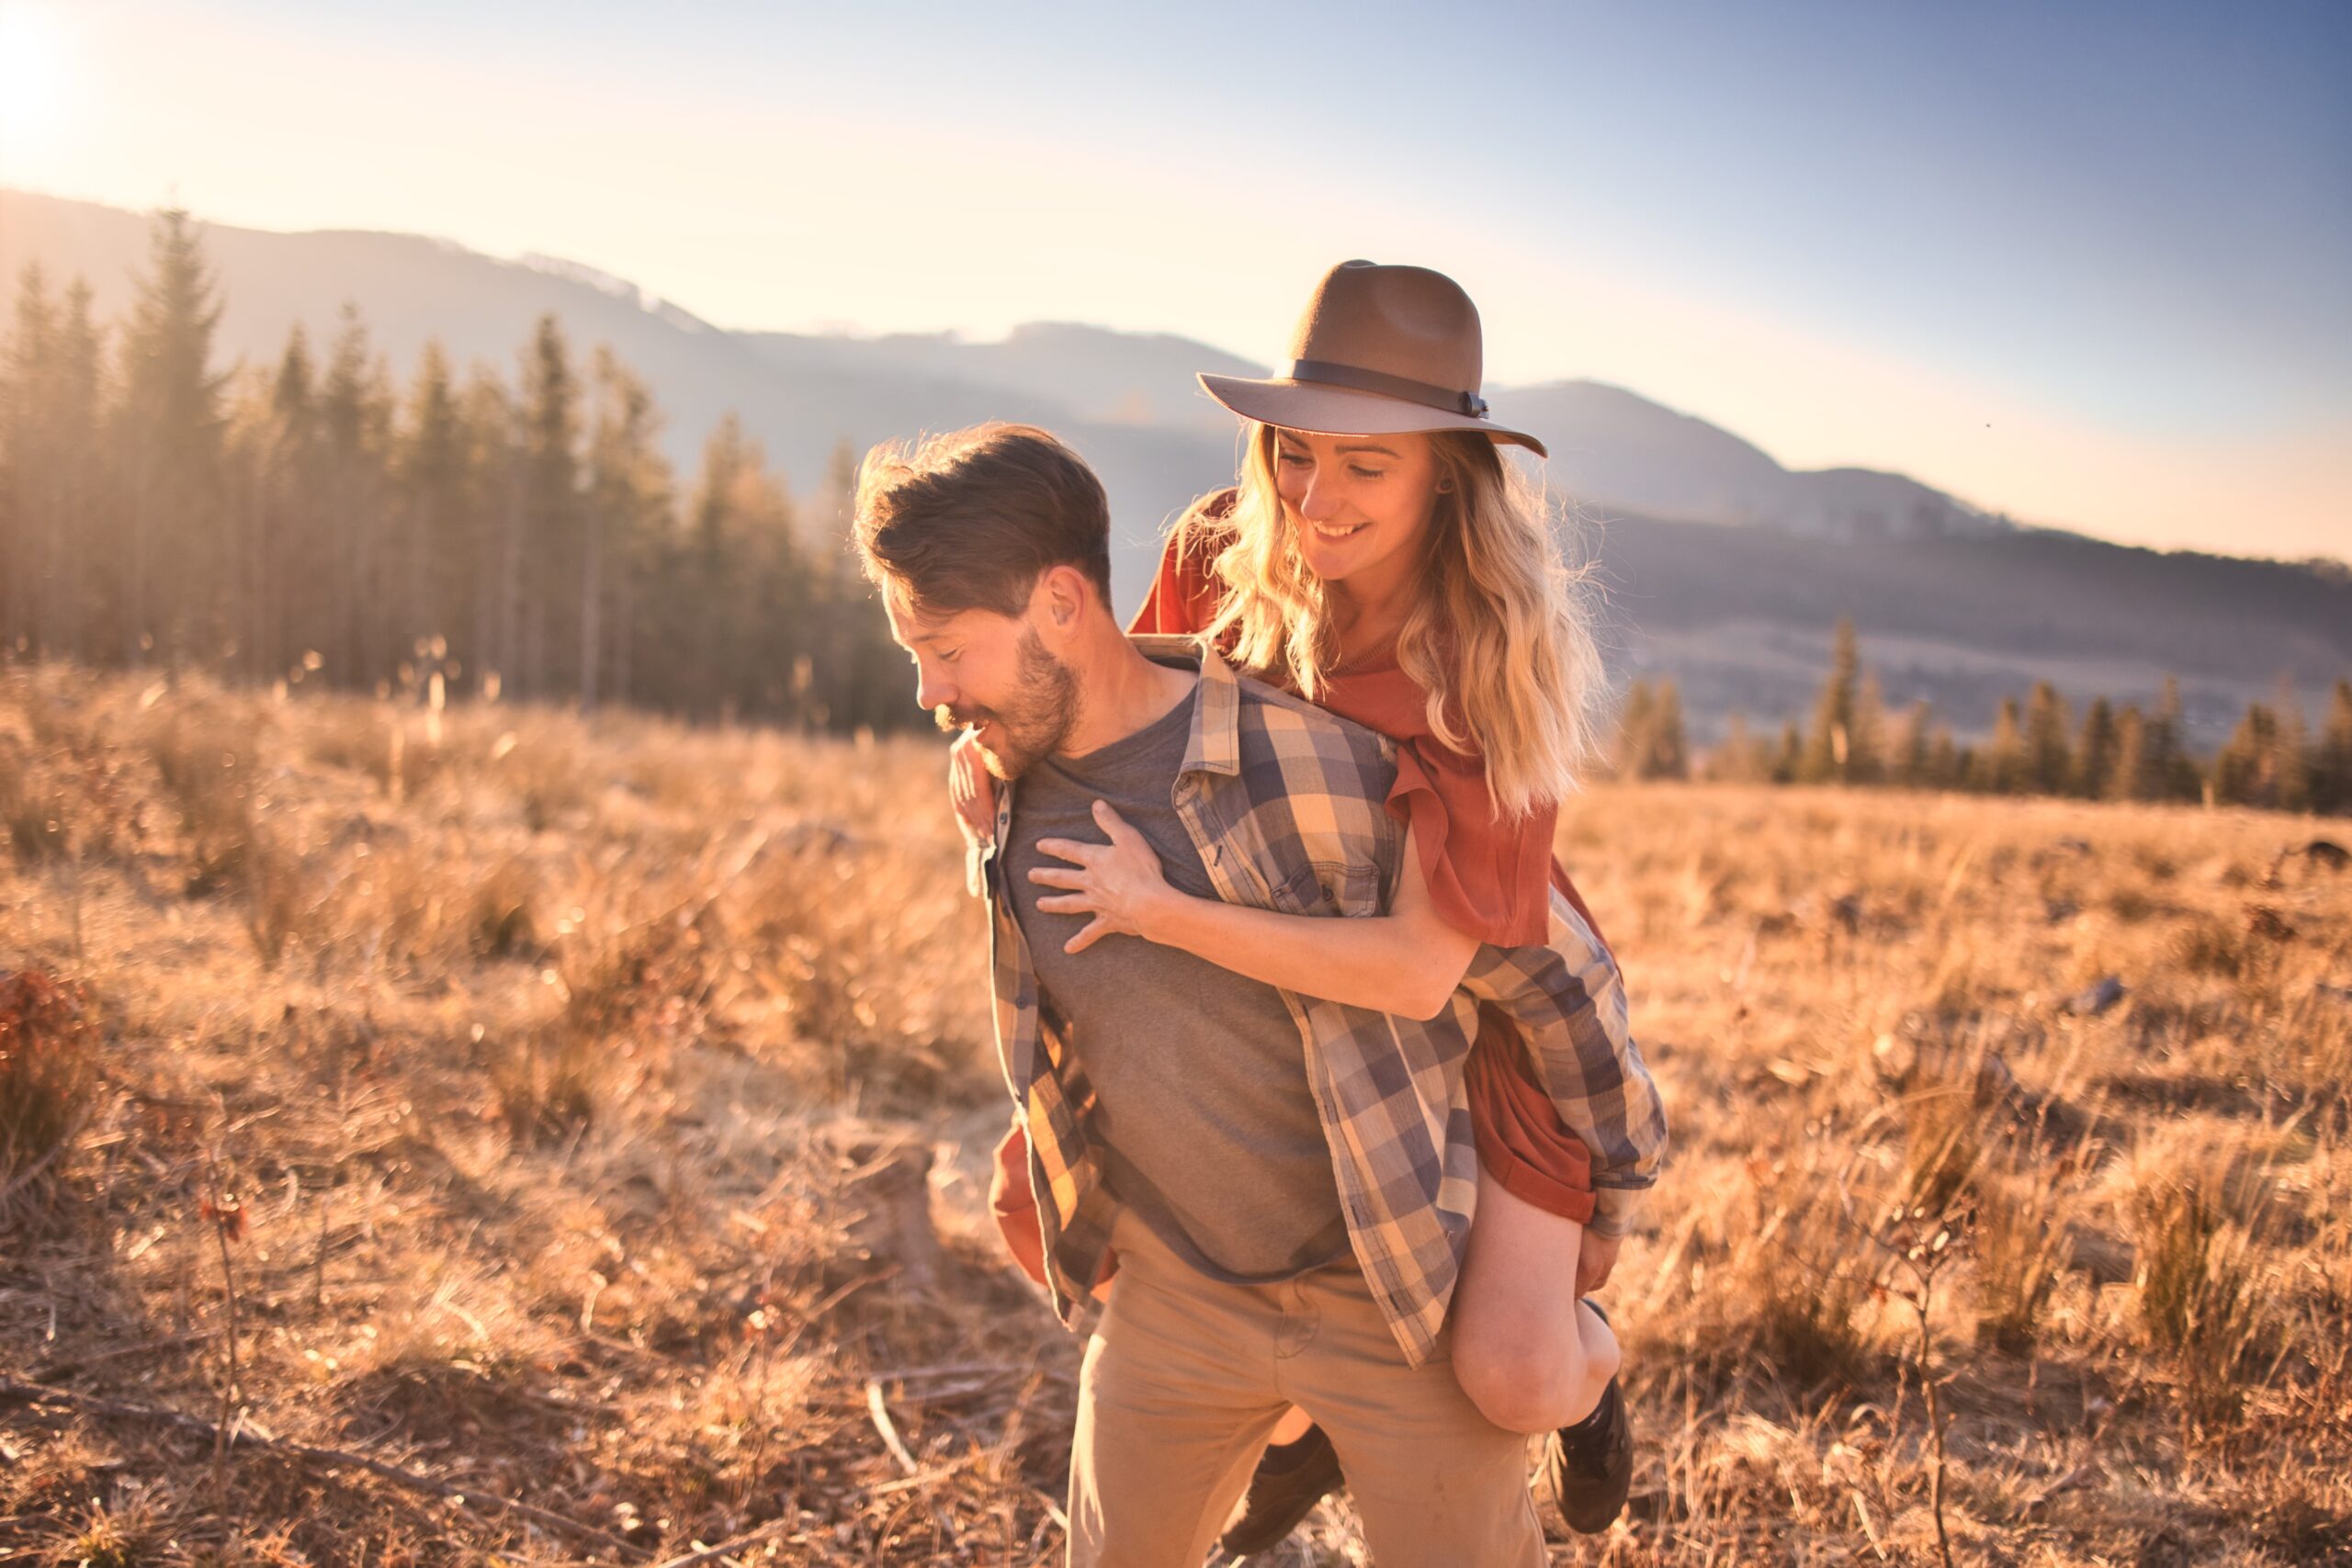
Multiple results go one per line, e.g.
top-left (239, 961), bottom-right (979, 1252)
top-left (1, 0), bottom-right (2346, 560)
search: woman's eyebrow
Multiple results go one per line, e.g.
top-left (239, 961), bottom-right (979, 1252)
top-left (1334, 442), bottom-right (1400, 457)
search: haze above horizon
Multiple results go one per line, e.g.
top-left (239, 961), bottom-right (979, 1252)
top-left (1, 0), bottom-right (2345, 561)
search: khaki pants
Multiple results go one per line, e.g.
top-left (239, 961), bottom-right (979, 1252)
top-left (1068, 1211), bottom-right (1544, 1567)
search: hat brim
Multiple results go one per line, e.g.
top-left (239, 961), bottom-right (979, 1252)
top-left (1197, 373), bottom-right (1548, 459)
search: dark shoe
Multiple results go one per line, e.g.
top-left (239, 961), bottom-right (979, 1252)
top-left (1544, 1306), bottom-right (1633, 1534)
top-left (1216, 1423), bottom-right (1343, 1556)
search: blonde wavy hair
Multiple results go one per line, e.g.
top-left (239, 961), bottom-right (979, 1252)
top-left (1182, 423), bottom-right (1604, 818)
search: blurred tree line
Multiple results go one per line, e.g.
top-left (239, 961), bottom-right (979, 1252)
top-left (0, 210), bottom-right (908, 730)
top-left (1616, 619), bottom-right (2352, 815)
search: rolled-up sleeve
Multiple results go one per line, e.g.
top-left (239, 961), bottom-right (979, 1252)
top-left (1456, 902), bottom-right (1668, 1239)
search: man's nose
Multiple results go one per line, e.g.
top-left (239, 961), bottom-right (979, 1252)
top-left (915, 664), bottom-right (956, 714)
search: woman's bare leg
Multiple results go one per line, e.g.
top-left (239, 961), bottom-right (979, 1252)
top-left (1268, 1406), bottom-right (1315, 1445)
top-left (1449, 1169), bottom-right (1622, 1435)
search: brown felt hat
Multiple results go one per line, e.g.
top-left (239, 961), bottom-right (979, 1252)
top-left (1198, 260), bottom-right (1546, 457)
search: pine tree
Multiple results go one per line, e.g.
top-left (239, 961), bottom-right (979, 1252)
top-left (1974, 697), bottom-right (2024, 794)
top-left (2108, 705), bottom-right (2148, 802)
top-left (661, 413), bottom-right (804, 723)
top-left (1772, 719), bottom-right (1804, 784)
top-left (1801, 617), bottom-right (1861, 784)
top-left (807, 435), bottom-right (903, 734)
top-left (250, 324), bottom-right (322, 679)
top-left (115, 208), bottom-right (228, 666)
top-left (320, 305), bottom-right (394, 683)
top-left (1849, 671), bottom-right (1885, 785)
top-left (1887, 699), bottom-right (1931, 789)
top-left (2313, 680), bottom-right (2352, 816)
top-left (1926, 728), bottom-right (1961, 792)
top-left (2274, 681), bottom-right (2311, 813)
top-left (2147, 676), bottom-right (2199, 802)
top-left (46, 280), bottom-right (107, 664)
top-left (2212, 703), bottom-right (2278, 807)
top-left (582, 347), bottom-right (671, 710)
top-left (517, 314), bottom-right (581, 700)
top-left (218, 362), bottom-right (274, 682)
top-left (674, 413), bottom-right (759, 721)
top-left (2024, 681), bottom-right (2072, 795)
top-left (0, 263), bottom-right (58, 655)
top-left (1704, 711), bottom-right (1766, 783)
top-left (2075, 695), bottom-right (2118, 799)
top-left (1615, 680), bottom-right (1687, 780)
top-left (1613, 681), bottom-right (1657, 778)
top-left (0, 267), bottom-right (105, 660)
top-left (1647, 680), bottom-right (1690, 780)
top-left (458, 365), bottom-right (519, 698)
top-left (394, 341), bottom-right (472, 682)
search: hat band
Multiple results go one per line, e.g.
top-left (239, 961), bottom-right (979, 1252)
top-left (1288, 358), bottom-right (1488, 420)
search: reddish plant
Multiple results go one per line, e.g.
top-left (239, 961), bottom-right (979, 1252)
top-left (0, 969), bottom-right (99, 1188)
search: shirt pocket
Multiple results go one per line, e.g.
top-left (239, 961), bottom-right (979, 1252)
top-left (1268, 858), bottom-right (1385, 919)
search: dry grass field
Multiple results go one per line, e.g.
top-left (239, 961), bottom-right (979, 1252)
top-left (2, 662), bottom-right (2346, 1566)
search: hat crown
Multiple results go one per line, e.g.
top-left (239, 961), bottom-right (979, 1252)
top-left (1284, 260), bottom-right (1484, 398)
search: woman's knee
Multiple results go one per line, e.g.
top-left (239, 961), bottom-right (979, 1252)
top-left (1452, 1328), bottom-right (1590, 1435)
top-left (1448, 1316), bottom-right (1618, 1438)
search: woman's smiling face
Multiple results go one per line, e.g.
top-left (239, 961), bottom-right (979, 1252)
top-left (1272, 426), bottom-right (1443, 592)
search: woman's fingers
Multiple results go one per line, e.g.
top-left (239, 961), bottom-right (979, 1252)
top-left (1091, 800), bottom-right (1141, 842)
top-left (950, 733), bottom-right (997, 827)
top-left (947, 732), bottom-right (998, 840)
top-left (1063, 917), bottom-right (1114, 954)
top-left (1035, 837), bottom-right (1103, 866)
top-left (1026, 866), bottom-right (1089, 889)
top-left (1035, 894), bottom-right (1094, 915)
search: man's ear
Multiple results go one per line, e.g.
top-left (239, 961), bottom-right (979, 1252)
top-left (1031, 564), bottom-right (1091, 639)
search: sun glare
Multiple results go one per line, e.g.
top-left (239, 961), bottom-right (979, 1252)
top-left (0, 1), bottom-right (79, 178)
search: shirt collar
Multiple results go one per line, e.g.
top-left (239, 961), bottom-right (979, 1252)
top-left (1129, 633), bottom-right (1243, 780)
top-left (981, 632), bottom-right (1241, 884)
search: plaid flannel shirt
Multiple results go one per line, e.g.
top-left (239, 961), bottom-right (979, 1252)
top-left (976, 637), bottom-right (1666, 1367)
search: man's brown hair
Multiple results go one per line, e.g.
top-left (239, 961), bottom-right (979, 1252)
top-left (853, 423), bottom-right (1113, 616)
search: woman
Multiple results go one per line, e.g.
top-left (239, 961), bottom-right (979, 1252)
top-left (963, 261), bottom-right (1659, 1548)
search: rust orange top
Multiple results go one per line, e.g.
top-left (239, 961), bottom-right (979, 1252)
top-left (1127, 491), bottom-right (1611, 955)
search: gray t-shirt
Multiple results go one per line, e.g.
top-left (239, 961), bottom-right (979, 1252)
top-left (1005, 685), bottom-right (1351, 1283)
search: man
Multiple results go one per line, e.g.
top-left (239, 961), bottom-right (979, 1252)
top-left (853, 423), bottom-right (1662, 1566)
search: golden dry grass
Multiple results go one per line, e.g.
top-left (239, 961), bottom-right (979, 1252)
top-left (1, 662), bottom-right (2346, 1566)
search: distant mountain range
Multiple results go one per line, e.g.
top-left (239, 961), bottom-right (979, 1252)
top-left (4, 187), bottom-right (2345, 741)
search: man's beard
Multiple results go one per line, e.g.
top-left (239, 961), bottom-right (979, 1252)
top-left (933, 628), bottom-right (1080, 780)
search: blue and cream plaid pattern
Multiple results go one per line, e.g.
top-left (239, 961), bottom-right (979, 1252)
top-left (980, 636), bottom-right (1666, 1367)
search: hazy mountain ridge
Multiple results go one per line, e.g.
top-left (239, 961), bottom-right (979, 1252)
top-left (3, 186), bottom-right (2343, 738)
top-left (1512, 379), bottom-right (2010, 543)
top-left (1598, 513), bottom-right (2352, 739)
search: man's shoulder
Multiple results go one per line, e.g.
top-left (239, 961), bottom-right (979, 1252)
top-left (1227, 669), bottom-right (1396, 776)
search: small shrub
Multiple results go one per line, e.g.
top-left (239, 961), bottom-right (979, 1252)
top-left (64, 1500), bottom-right (159, 1568)
top-left (149, 704), bottom-right (262, 894)
top-left (492, 1024), bottom-right (603, 1144)
top-left (0, 969), bottom-right (100, 1188)
top-left (0, 742), bottom-right (71, 865)
top-left (1972, 1174), bottom-right (2072, 1352)
top-left (495, 727), bottom-right (590, 832)
top-left (2133, 1169), bottom-right (2266, 1413)
top-left (1691, 1167), bottom-right (1883, 1392)
top-left (468, 855), bottom-right (543, 960)
top-left (1901, 1078), bottom-right (1985, 1214)
top-left (311, 705), bottom-right (447, 802)
top-left (305, 704), bottom-right (390, 776)
top-left (2154, 911), bottom-right (2248, 973)
top-left (243, 828), bottom-right (314, 967)
top-left (1752, 1257), bottom-right (1878, 1389)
